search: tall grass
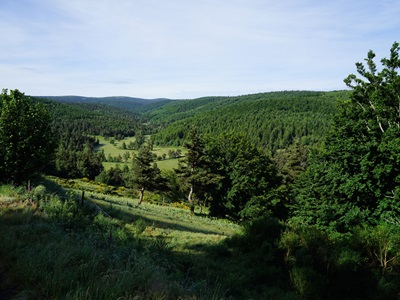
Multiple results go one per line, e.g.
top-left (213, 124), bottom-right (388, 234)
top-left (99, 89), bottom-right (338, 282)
top-left (0, 184), bottom-right (25, 198)
top-left (0, 185), bottom-right (230, 299)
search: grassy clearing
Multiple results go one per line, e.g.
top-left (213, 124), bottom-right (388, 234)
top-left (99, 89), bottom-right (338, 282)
top-left (0, 180), bottom-right (240, 299)
top-left (152, 145), bottom-right (184, 157)
top-left (103, 161), bottom-right (130, 170)
top-left (95, 135), bottom-right (184, 171)
top-left (155, 158), bottom-right (180, 171)
top-left (95, 135), bottom-right (137, 157)
top-left (103, 159), bottom-right (180, 172)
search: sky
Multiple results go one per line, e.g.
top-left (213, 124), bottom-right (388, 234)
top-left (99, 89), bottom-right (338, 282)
top-left (0, 0), bottom-right (399, 99)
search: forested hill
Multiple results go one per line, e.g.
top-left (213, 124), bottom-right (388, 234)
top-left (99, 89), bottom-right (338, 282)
top-left (39, 95), bottom-right (170, 112)
top-left (39, 91), bottom-right (351, 151)
top-left (144, 90), bottom-right (350, 151)
top-left (36, 97), bottom-right (145, 138)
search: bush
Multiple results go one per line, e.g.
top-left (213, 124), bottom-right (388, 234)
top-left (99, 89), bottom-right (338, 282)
top-left (33, 185), bottom-right (46, 200)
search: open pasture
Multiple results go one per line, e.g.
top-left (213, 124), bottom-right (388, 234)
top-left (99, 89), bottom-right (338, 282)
top-left (95, 135), bottom-right (184, 171)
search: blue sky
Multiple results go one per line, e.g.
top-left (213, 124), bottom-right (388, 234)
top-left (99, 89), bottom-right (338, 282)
top-left (0, 0), bottom-right (399, 99)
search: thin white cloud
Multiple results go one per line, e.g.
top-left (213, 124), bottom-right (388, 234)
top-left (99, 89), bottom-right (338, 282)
top-left (0, 0), bottom-right (399, 98)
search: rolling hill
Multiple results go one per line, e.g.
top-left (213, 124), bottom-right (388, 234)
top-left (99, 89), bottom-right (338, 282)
top-left (38, 90), bottom-right (351, 151)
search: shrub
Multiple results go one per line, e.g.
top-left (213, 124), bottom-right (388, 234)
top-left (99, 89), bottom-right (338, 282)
top-left (33, 185), bottom-right (46, 200)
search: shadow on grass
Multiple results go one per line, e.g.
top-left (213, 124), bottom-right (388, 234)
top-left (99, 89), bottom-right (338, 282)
top-left (88, 196), bottom-right (226, 236)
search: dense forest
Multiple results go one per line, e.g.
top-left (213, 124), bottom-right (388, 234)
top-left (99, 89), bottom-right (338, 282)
top-left (144, 91), bottom-right (347, 151)
top-left (43, 90), bottom-right (346, 152)
top-left (1, 42), bottom-right (400, 299)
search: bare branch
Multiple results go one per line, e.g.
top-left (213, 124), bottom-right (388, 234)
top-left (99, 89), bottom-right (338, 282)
top-left (377, 116), bottom-right (385, 133)
top-left (357, 101), bottom-right (366, 112)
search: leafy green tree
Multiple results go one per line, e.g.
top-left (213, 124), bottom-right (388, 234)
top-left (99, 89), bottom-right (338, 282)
top-left (129, 145), bottom-right (165, 205)
top-left (0, 89), bottom-right (56, 184)
top-left (292, 42), bottom-right (400, 231)
top-left (207, 132), bottom-right (281, 220)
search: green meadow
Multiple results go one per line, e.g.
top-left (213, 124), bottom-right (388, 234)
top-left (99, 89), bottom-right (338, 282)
top-left (95, 135), bottom-right (184, 171)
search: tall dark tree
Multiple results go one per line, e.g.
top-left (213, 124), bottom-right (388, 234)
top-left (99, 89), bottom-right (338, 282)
top-left (0, 89), bottom-right (56, 184)
top-left (292, 42), bottom-right (400, 231)
top-left (129, 145), bottom-right (165, 205)
top-left (176, 127), bottom-right (221, 212)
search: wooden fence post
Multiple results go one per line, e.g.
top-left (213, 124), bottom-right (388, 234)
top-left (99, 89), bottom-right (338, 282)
top-left (81, 190), bottom-right (85, 206)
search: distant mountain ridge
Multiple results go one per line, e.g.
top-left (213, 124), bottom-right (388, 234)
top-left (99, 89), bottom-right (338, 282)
top-left (38, 95), bottom-right (171, 112)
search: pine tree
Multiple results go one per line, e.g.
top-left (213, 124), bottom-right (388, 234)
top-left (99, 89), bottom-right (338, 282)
top-left (176, 127), bottom-right (221, 212)
top-left (130, 145), bottom-right (165, 205)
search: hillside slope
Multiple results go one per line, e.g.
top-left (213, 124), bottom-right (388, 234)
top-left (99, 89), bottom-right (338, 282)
top-left (37, 91), bottom-right (350, 151)
top-left (36, 97), bottom-right (145, 137)
top-left (144, 91), bottom-right (349, 151)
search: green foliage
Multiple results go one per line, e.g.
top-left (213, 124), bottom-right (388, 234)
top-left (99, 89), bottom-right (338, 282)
top-left (161, 169), bottom-right (186, 203)
top-left (32, 184), bottom-right (47, 200)
top-left (206, 132), bottom-right (282, 220)
top-left (0, 89), bottom-right (56, 184)
top-left (0, 184), bottom-right (25, 197)
top-left (273, 140), bottom-right (308, 185)
top-left (95, 164), bottom-right (127, 186)
top-left (292, 42), bottom-right (400, 231)
top-left (55, 143), bottom-right (104, 179)
top-left (355, 223), bottom-right (400, 275)
top-left (135, 217), bottom-right (147, 238)
top-left (277, 222), bottom-right (400, 299)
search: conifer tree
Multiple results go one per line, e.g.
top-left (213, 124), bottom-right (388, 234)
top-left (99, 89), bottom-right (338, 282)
top-left (176, 127), bottom-right (221, 212)
top-left (130, 145), bottom-right (165, 205)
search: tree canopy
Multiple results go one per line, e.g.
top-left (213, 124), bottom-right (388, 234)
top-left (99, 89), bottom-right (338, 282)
top-left (206, 132), bottom-right (282, 220)
top-left (291, 42), bottom-right (400, 231)
top-left (0, 89), bottom-right (56, 184)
